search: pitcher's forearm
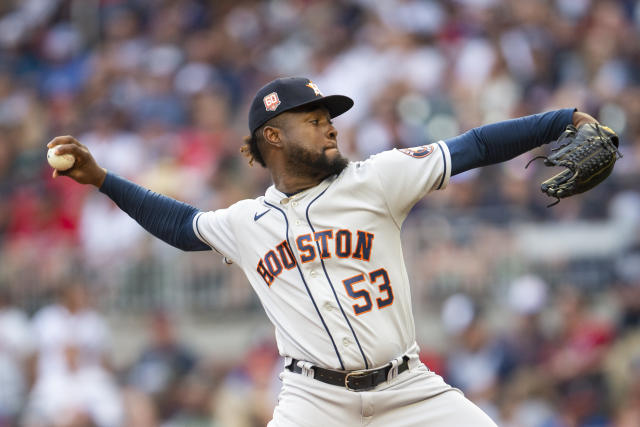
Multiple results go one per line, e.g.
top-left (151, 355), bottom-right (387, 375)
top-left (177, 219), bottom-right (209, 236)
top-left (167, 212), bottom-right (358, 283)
top-left (99, 172), bottom-right (211, 251)
top-left (445, 108), bottom-right (575, 175)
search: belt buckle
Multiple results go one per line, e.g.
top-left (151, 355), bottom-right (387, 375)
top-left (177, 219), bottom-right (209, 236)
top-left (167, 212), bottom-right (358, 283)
top-left (344, 369), bottom-right (372, 392)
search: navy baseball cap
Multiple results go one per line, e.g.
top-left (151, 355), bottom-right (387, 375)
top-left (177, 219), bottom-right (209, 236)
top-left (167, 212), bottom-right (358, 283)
top-left (248, 77), bottom-right (354, 135)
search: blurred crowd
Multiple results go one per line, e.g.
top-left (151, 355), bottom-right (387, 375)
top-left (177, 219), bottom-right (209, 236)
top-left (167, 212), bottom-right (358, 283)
top-left (1, 282), bottom-right (282, 427)
top-left (0, 0), bottom-right (640, 426)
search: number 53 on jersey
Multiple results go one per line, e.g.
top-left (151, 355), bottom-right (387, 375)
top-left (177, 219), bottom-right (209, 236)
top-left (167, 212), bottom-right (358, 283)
top-left (343, 268), bottom-right (394, 315)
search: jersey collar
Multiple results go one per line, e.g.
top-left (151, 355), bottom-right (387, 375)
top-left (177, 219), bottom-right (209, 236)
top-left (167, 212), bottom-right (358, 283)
top-left (264, 173), bottom-right (339, 206)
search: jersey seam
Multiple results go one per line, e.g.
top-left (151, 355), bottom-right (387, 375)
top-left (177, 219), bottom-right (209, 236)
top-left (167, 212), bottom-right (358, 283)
top-left (305, 187), bottom-right (370, 369)
top-left (435, 141), bottom-right (449, 190)
top-left (193, 212), bottom-right (233, 262)
top-left (265, 201), bottom-right (346, 370)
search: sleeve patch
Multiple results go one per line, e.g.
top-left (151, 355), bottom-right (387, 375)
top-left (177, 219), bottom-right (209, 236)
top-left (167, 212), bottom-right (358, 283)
top-left (399, 145), bottom-right (434, 158)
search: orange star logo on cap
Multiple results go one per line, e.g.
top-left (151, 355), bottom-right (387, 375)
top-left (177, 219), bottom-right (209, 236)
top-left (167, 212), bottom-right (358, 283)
top-left (306, 81), bottom-right (323, 96)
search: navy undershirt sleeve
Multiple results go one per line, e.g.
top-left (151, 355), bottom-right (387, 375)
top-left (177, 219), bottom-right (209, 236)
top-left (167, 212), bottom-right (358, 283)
top-left (445, 108), bottom-right (575, 176)
top-left (99, 172), bottom-right (210, 251)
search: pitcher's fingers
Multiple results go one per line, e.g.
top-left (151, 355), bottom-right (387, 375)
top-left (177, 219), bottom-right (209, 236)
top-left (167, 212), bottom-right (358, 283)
top-left (47, 135), bottom-right (81, 149)
top-left (51, 143), bottom-right (85, 157)
top-left (57, 164), bottom-right (77, 177)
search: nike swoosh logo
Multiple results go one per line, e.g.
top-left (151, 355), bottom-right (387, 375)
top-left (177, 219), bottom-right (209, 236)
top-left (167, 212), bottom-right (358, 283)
top-left (254, 209), bottom-right (271, 221)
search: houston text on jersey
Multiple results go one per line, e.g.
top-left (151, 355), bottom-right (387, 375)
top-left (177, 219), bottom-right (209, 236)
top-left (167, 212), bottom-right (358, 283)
top-left (256, 229), bottom-right (374, 286)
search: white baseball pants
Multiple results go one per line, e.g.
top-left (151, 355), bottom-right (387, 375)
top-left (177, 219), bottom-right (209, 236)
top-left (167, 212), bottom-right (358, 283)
top-left (268, 363), bottom-right (497, 426)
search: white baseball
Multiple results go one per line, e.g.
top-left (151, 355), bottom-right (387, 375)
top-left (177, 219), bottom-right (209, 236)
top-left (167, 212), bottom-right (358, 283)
top-left (47, 148), bottom-right (75, 171)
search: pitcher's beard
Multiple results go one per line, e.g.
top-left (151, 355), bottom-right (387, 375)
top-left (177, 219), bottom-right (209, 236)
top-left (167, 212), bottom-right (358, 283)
top-left (284, 145), bottom-right (349, 180)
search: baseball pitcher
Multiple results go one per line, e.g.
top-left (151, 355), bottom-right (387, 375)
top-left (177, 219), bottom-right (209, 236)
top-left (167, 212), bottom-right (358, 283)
top-left (47, 77), bottom-right (619, 426)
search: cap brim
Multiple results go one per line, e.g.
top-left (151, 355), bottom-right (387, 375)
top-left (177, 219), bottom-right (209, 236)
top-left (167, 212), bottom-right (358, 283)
top-left (293, 94), bottom-right (354, 119)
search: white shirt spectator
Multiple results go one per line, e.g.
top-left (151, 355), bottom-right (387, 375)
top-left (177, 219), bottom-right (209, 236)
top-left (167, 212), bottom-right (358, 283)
top-left (0, 305), bottom-right (34, 419)
top-left (25, 302), bottom-right (124, 427)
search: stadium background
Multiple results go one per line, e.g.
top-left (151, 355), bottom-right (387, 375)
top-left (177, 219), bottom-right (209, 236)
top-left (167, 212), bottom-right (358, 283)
top-left (0, 0), bottom-right (639, 426)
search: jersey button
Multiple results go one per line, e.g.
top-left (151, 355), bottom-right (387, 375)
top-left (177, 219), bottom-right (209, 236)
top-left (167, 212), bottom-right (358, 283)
top-left (324, 302), bottom-right (333, 311)
top-left (292, 201), bottom-right (299, 207)
top-left (310, 270), bottom-right (319, 277)
top-left (295, 220), bottom-right (302, 226)
top-left (342, 337), bottom-right (351, 347)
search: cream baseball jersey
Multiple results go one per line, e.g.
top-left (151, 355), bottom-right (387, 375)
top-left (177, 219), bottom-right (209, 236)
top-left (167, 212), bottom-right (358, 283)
top-left (194, 142), bottom-right (451, 370)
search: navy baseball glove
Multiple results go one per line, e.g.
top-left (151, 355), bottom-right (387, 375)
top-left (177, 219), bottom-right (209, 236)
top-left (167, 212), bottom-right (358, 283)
top-left (529, 123), bottom-right (622, 206)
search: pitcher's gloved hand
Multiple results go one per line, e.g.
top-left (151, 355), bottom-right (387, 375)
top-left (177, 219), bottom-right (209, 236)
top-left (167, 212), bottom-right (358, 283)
top-left (528, 123), bottom-right (622, 207)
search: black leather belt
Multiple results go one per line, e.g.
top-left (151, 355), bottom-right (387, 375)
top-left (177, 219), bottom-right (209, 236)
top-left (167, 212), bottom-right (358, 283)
top-left (286, 356), bottom-right (410, 391)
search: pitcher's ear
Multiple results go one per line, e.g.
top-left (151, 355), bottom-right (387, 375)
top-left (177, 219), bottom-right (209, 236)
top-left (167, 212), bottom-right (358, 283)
top-left (263, 126), bottom-right (283, 148)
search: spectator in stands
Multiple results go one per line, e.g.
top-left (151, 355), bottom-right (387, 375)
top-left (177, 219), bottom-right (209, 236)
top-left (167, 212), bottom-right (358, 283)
top-left (0, 289), bottom-right (34, 426)
top-left (213, 338), bottom-right (280, 427)
top-left (544, 286), bottom-right (615, 426)
top-left (126, 309), bottom-right (197, 421)
top-left (23, 282), bottom-right (123, 427)
top-left (441, 293), bottom-right (511, 421)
